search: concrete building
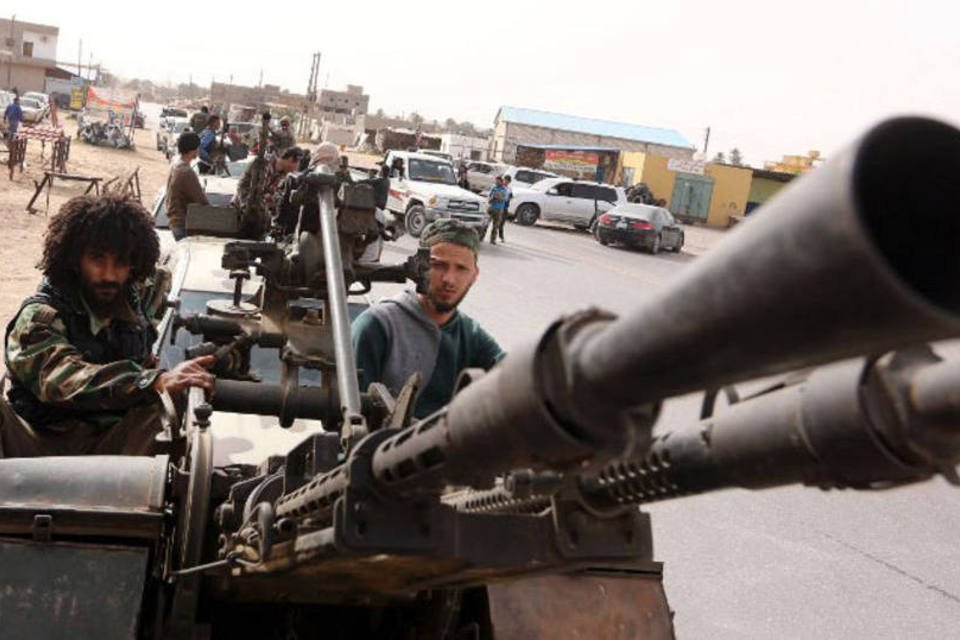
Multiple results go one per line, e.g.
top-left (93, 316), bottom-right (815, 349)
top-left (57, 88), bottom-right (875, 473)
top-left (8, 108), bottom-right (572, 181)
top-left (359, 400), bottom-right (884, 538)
top-left (491, 106), bottom-right (695, 164)
top-left (619, 153), bottom-right (754, 227)
top-left (210, 82), bottom-right (308, 110)
top-left (746, 168), bottom-right (796, 214)
top-left (0, 18), bottom-right (59, 93)
top-left (318, 85), bottom-right (369, 116)
top-left (441, 133), bottom-right (489, 161)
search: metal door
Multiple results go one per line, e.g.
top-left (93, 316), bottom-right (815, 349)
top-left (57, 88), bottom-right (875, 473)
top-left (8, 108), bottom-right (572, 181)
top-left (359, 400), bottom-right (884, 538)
top-left (670, 173), bottom-right (714, 223)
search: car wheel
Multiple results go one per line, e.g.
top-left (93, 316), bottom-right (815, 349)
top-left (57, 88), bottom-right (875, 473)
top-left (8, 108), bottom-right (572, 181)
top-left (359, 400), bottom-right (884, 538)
top-left (650, 233), bottom-right (661, 255)
top-left (405, 205), bottom-right (428, 238)
top-left (516, 203), bottom-right (539, 226)
top-left (594, 224), bottom-right (609, 246)
top-left (673, 233), bottom-right (684, 253)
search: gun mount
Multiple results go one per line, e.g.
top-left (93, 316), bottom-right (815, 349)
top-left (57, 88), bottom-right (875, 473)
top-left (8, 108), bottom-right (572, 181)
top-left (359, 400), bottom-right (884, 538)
top-left (4, 117), bottom-right (960, 639)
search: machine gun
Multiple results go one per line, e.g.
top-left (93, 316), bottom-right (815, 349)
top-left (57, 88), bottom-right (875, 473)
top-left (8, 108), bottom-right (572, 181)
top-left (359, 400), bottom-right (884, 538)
top-left (4, 117), bottom-right (960, 639)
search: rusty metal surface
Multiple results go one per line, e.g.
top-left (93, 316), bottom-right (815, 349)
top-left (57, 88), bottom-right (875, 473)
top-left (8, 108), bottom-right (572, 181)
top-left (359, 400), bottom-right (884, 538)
top-left (0, 455), bottom-right (167, 511)
top-left (0, 538), bottom-right (149, 640)
top-left (487, 570), bottom-right (674, 639)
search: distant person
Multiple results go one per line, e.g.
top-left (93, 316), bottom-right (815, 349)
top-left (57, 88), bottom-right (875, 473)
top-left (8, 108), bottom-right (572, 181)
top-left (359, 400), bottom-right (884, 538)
top-left (335, 156), bottom-right (354, 184)
top-left (197, 115), bottom-right (221, 175)
top-left (271, 116), bottom-right (295, 153)
top-left (165, 132), bottom-right (209, 240)
top-left (457, 161), bottom-right (469, 189)
top-left (3, 95), bottom-right (23, 144)
top-left (486, 176), bottom-right (508, 245)
top-left (48, 99), bottom-right (59, 128)
top-left (189, 106), bottom-right (209, 135)
top-left (233, 145), bottom-right (306, 237)
top-left (499, 174), bottom-right (513, 242)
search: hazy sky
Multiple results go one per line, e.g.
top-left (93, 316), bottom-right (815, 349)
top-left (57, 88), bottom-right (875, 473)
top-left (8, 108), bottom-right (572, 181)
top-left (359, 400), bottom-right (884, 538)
top-left (8, 0), bottom-right (959, 165)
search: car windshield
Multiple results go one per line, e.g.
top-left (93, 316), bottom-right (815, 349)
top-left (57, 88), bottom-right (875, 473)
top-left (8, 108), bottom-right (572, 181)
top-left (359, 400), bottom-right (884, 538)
top-left (408, 159), bottom-right (457, 185)
top-left (20, 98), bottom-right (41, 109)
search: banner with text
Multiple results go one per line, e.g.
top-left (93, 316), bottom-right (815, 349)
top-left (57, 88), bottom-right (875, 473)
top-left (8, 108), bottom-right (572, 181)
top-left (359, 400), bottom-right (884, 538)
top-left (543, 149), bottom-right (600, 174)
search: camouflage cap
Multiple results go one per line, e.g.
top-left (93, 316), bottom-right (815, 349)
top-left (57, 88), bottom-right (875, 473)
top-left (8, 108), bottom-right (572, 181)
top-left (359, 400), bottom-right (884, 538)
top-left (419, 219), bottom-right (479, 253)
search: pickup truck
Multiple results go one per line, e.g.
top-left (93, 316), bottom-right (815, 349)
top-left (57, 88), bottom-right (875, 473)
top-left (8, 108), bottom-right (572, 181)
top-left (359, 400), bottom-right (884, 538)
top-left (384, 150), bottom-right (489, 238)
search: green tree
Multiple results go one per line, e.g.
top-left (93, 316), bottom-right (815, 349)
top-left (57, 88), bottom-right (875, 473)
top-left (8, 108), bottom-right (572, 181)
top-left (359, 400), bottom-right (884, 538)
top-left (409, 111), bottom-right (424, 126)
top-left (444, 117), bottom-right (458, 131)
top-left (375, 107), bottom-right (385, 118)
top-left (712, 151), bottom-right (726, 164)
top-left (730, 148), bottom-right (743, 166)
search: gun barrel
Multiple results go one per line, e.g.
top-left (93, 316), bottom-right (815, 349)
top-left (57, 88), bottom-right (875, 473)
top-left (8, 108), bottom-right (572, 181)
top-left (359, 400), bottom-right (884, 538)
top-left (580, 348), bottom-right (960, 509)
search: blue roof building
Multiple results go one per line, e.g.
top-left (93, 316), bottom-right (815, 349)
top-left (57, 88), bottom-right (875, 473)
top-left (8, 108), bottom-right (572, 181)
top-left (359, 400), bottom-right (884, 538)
top-left (491, 106), bottom-right (695, 164)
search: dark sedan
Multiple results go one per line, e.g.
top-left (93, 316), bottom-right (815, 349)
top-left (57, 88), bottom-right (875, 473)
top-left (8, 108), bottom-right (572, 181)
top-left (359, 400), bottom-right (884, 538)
top-left (594, 203), bottom-right (684, 254)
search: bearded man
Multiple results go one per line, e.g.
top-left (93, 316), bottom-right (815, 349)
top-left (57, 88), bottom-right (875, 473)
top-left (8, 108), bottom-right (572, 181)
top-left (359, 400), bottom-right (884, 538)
top-left (0, 194), bottom-right (215, 457)
top-left (351, 219), bottom-right (505, 419)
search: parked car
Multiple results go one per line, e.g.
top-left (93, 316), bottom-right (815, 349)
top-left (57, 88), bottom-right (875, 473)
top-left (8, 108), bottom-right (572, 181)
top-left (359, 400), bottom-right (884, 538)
top-left (465, 161), bottom-right (508, 193)
top-left (508, 178), bottom-right (626, 230)
top-left (501, 166), bottom-right (558, 190)
top-left (157, 117), bottom-right (192, 158)
top-left (0, 90), bottom-right (14, 110)
top-left (159, 106), bottom-right (189, 130)
top-left (18, 97), bottom-right (47, 123)
top-left (21, 91), bottom-right (49, 109)
top-left (593, 203), bottom-right (684, 254)
top-left (383, 149), bottom-right (488, 238)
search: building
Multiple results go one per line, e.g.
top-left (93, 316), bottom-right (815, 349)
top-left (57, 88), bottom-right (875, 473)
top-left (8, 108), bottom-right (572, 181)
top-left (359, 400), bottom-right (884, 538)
top-left (491, 106), bottom-right (695, 164)
top-left (746, 168), bottom-right (796, 214)
top-left (210, 82), bottom-right (308, 110)
top-left (0, 18), bottom-right (59, 93)
top-left (318, 85), bottom-right (369, 116)
top-left (764, 150), bottom-right (823, 174)
top-left (441, 133), bottom-right (489, 161)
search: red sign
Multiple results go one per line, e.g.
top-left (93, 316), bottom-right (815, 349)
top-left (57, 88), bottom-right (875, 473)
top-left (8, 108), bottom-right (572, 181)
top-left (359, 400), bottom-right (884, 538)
top-left (543, 149), bottom-right (600, 173)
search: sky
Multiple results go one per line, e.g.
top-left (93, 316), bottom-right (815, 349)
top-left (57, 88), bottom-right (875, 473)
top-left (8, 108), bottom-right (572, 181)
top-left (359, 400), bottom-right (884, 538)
top-left (6, 0), bottom-right (960, 166)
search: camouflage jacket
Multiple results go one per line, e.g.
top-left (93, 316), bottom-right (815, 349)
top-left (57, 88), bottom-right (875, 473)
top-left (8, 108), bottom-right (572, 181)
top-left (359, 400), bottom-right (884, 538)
top-left (4, 273), bottom-right (170, 429)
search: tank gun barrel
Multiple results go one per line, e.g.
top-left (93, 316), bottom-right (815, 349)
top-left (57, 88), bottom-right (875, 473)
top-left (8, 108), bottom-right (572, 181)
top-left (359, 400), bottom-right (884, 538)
top-left (579, 348), bottom-right (960, 510)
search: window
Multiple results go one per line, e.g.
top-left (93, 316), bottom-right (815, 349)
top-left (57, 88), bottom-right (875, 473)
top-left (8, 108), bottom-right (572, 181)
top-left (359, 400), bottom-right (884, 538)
top-left (596, 187), bottom-right (618, 203)
top-left (570, 184), bottom-right (595, 199)
top-left (22, 41), bottom-right (33, 57)
top-left (515, 170), bottom-right (552, 184)
top-left (554, 183), bottom-right (574, 197)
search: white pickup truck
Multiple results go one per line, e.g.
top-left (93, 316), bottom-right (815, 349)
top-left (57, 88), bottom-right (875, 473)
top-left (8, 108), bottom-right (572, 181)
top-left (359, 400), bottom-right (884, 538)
top-left (384, 150), bottom-right (489, 238)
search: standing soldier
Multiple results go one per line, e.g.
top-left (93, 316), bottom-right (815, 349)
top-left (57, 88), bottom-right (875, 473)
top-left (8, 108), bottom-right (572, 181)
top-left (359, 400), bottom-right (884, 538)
top-left (486, 176), bottom-right (508, 245)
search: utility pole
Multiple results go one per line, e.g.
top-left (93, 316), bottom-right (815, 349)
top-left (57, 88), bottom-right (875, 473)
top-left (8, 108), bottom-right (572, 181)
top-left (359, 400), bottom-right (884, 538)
top-left (303, 52), bottom-right (321, 139)
top-left (7, 14), bottom-right (16, 89)
top-left (703, 126), bottom-right (711, 158)
top-left (258, 68), bottom-right (263, 88)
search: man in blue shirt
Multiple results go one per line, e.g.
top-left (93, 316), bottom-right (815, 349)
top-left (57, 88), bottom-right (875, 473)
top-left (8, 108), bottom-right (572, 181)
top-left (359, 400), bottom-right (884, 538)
top-left (197, 114), bottom-right (221, 175)
top-left (486, 176), bottom-right (508, 245)
top-left (3, 95), bottom-right (24, 144)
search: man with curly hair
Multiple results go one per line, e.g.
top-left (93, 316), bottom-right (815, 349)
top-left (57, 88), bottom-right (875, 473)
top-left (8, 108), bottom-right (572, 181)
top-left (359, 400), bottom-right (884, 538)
top-left (0, 194), bottom-right (216, 457)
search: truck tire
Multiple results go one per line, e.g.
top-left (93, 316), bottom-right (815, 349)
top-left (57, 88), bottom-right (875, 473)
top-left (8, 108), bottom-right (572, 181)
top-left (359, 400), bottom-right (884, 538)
top-left (405, 205), bottom-right (428, 238)
top-left (516, 204), bottom-right (539, 226)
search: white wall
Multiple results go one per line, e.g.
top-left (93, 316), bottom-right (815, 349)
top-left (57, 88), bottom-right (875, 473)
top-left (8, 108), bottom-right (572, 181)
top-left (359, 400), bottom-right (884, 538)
top-left (22, 31), bottom-right (57, 61)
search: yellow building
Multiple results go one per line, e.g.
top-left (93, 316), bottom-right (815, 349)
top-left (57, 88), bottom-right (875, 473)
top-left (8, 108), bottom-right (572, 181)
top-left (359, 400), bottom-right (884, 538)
top-left (618, 152), bottom-right (753, 227)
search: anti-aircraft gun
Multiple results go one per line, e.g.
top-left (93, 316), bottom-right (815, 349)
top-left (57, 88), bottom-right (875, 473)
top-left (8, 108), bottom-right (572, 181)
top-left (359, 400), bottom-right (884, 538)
top-left (4, 117), bottom-right (960, 639)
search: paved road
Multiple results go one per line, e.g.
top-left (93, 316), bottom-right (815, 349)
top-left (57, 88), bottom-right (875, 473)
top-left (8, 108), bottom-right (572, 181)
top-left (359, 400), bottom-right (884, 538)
top-left (375, 220), bottom-right (960, 639)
